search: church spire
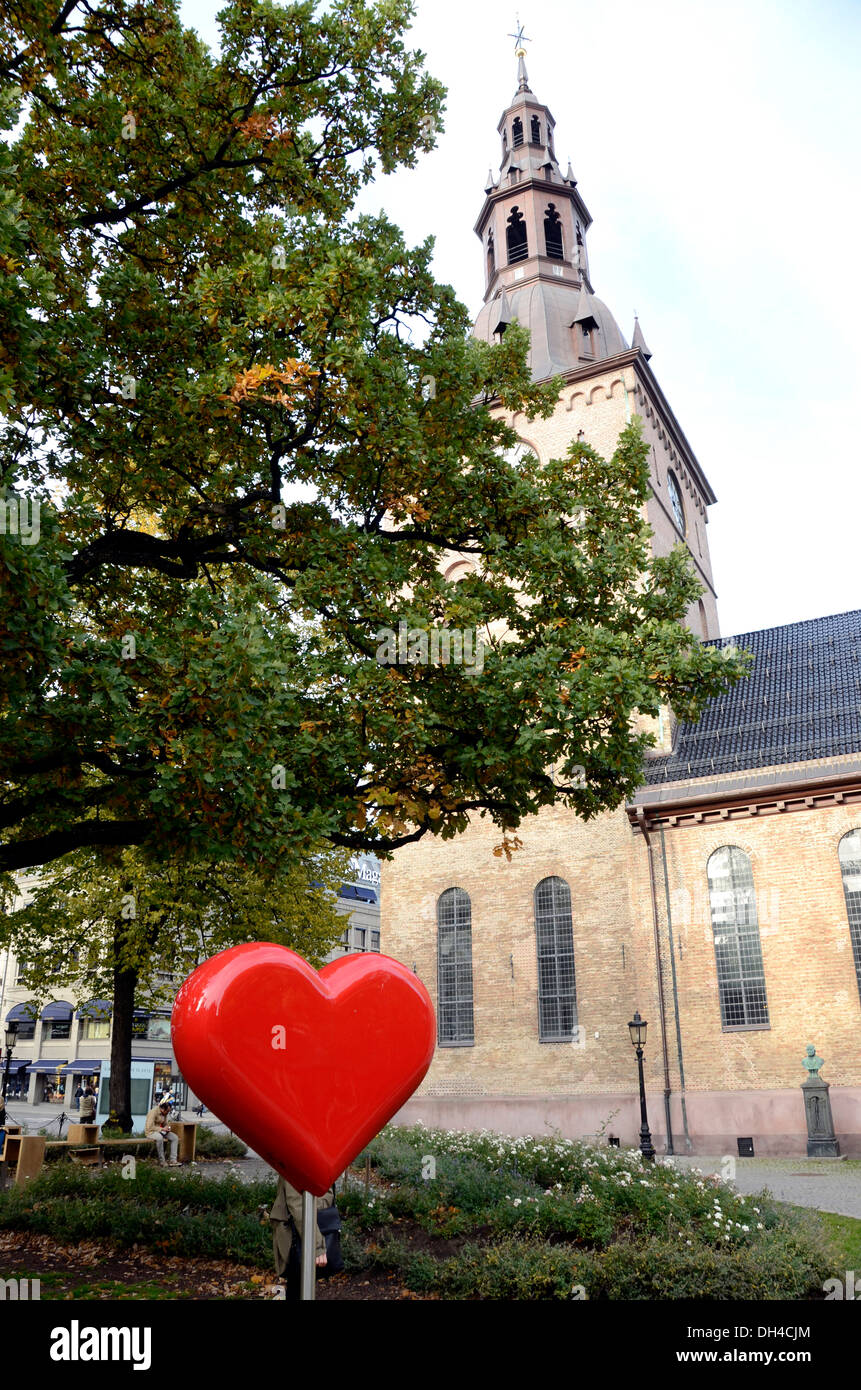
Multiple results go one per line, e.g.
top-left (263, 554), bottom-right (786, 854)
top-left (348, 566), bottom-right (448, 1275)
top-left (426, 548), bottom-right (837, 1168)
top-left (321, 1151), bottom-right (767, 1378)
top-left (471, 28), bottom-right (629, 381)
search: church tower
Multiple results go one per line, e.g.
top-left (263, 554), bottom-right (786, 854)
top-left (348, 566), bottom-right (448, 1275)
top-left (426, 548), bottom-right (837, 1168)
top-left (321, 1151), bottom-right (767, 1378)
top-left (381, 44), bottom-right (747, 1149)
top-left (471, 46), bottom-right (721, 640)
top-left (382, 44), bottom-right (861, 1158)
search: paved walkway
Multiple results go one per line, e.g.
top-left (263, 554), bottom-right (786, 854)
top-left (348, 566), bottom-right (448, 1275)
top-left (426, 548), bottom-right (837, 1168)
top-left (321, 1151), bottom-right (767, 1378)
top-left (668, 1155), bottom-right (861, 1220)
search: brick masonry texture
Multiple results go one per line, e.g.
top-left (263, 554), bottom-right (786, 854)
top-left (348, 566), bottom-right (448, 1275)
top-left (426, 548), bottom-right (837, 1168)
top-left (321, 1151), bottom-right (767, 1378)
top-left (382, 386), bottom-right (861, 1150)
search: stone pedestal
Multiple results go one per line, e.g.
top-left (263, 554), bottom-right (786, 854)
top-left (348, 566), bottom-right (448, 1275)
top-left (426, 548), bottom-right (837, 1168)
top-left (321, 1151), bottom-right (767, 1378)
top-left (802, 1078), bottom-right (840, 1157)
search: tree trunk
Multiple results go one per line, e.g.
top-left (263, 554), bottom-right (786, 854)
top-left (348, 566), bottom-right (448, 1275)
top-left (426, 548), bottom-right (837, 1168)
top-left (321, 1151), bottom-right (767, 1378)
top-left (110, 918), bottom-right (137, 1134)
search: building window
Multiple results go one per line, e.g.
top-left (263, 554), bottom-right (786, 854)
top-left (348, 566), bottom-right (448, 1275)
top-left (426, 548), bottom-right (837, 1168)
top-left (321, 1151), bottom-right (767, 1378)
top-left (487, 230), bottom-right (495, 278)
top-left (578, 319), bottom-right (596, 358)
top-left (506, 206), bottom-right (528, 264)
top-left (530, 115), bottom-right (541, 143)
top-left (12, 1020), bottom-right (35, 1041)
top-left (81, 1017), bottom-right (110, 1041)
top-left (535, 877), bottom-right (577, 1041)
top-left (437, 887), bottom-right (474, 1045)
top-left (147, 1015), bottom-right (172, 1042)
top-left (512, 116), bottom-right (523, 148)
top-left (371, 931), bottom-right (380, 952)
top-left (838, 830), bottom-right (861, 1004)
top-left (707, 847), bottom-right (769, 1029)
top-left (45, 1019), bottom-right (71, 1040)
top-left (355, 927), bottom-right (366, 951)
top-left (667, 470), bottom-right (686, 535)
top-left (544, 204), bottom-right (563, 259)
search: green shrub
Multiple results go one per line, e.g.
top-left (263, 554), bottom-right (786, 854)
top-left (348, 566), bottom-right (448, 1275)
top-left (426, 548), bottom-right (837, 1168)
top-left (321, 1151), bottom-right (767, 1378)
top-left (194, 1128), bottom-right (248, 1159)
top-left (430, 1238), bottom-right (593, 1300)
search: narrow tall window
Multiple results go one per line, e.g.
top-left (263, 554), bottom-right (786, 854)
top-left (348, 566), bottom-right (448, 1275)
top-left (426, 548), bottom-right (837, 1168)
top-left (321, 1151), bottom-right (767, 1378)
top-left (530, 115), bottom-right (541, 143)
top-left (707, 847), bottom-right (769, 1028)
top-left (838, 830), bottom-right (861, 1003)
top-left (437, 887), bottom-right (474, 1044)
top-left (506, 206), bottom-right (528, 264)
top-left (544, 204), bottom-right (563, 259)
top-left (487, 230), bottom-right (495, 279)
top-left (535, 876), bottom-right (577, 1041)
top-left (512, 116), bottom-right (524, 148)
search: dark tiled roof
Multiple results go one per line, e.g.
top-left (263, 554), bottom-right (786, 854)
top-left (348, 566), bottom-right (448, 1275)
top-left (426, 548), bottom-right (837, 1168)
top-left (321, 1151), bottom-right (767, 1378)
top-left (645, 610), bottom-right (861, 784)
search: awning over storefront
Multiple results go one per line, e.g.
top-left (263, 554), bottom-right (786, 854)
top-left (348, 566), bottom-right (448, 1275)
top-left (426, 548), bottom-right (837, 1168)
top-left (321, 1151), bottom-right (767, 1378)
top-left (75, 1000), bottom-right (112, 1020)
top-left (25, 1059), bottom-right (67, 1073)
top-left (60, 1062), bottom-right (101, 1075)
top-left (5, 1002), bottom-right (38, 1023)
top-left (5, 1058), bottom-right (30, 1072)
top-left (41, 1001), bottom-right (73, 1021)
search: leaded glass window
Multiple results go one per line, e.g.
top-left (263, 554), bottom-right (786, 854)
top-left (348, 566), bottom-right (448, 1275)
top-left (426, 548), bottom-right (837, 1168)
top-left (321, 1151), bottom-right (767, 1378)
top-left (707, 847), bottom-right (769, 1028)
top-left (535, 876), bottom-right (577, 1041)
top-left (839, 830), bottom-right (861, 1004)
top-left (437, 887), bottom-right (474, 1044)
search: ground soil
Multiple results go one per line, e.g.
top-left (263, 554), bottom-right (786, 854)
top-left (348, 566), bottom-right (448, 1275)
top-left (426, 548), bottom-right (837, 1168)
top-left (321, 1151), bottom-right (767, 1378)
top-left (0, 1228), bottom-right (432, 1301)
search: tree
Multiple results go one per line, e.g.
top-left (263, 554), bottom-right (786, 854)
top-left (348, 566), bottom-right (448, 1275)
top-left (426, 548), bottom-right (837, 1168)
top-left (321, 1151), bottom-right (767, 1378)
top-left (2, 840), bottom-right (351, 1128)
top-left (0, 1), bottom-right (749, 883)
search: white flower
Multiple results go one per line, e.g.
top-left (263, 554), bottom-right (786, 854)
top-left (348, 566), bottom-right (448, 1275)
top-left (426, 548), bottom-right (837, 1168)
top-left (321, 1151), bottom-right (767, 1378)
top-left (741, 1225), bottom-right (749, 1232)
top-left (756, 1222), bottom-right (763, 1230)
top-left (513, 1198), bottom-right (522, 1207)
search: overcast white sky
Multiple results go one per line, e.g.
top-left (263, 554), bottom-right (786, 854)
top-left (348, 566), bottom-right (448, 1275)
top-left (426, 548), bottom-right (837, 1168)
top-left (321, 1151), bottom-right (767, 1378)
top-left (181, 0), bottom-right (861, 640)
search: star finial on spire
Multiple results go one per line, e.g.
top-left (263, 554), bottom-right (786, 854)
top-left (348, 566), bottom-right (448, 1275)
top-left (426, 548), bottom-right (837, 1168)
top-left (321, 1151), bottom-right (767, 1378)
top-left (508, 16), bottom-right (531, 56)
top-left (508, 16), bottom-right (532, 92)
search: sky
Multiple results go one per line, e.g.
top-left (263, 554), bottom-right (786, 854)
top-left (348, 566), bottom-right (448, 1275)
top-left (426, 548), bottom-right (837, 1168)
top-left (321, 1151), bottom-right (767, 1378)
top-left (180, 0), bottom-right (861, 640)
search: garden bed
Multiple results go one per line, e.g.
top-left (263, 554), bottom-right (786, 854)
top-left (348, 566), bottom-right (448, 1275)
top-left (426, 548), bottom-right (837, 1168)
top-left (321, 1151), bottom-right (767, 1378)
top-left (0, 1124), bottom-right (844, 1299)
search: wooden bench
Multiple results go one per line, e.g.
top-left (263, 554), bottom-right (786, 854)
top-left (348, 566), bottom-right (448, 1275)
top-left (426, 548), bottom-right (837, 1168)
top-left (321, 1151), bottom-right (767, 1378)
top-left (0, 1133), bottom-right (47, 1187)
top-left (2, 1122), bottom-right (197, 1181)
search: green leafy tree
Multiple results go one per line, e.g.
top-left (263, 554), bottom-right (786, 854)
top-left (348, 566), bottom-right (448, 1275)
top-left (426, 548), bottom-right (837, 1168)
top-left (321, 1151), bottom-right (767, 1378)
top-left (2, 841), bottom-right (350, 1128)
top-left (1, 0), bottom-right (748, 883)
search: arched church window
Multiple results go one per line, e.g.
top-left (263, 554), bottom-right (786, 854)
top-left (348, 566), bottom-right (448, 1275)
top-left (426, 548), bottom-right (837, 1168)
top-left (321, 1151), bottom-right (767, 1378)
top-left (512, 116), bottom-right (524, 148)
top-left (530, 115), bottom-right (541, 144)
top-left (544, 204), bottom-right (564, 259)
top-left (535, 876), bottom-right (577, 1041)
top-left (838, 831), bottom-right (861, 1004)
top-left (487, 231), bottom-right (495, 278)
top-left (707, 847), bottom-right (769, 1029)
top-left (667, 471), bottom-right (686, 536)
top-left (437, 887), bottom-right (474, 1045)
top-left (506, 206), bottom-right (528, 264)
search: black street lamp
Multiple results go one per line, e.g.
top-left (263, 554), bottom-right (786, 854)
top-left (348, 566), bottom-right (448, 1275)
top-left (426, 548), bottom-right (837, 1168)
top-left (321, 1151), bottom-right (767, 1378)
top-left (628, 1011), bottom-right (656, 1162)
top-left (2, 1023), bottom-right (17, 1101)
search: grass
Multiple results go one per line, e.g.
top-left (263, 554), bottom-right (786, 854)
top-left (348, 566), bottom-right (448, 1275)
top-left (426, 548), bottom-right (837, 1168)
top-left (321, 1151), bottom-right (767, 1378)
top-left (812, 1210), bottom-right (861, 1269)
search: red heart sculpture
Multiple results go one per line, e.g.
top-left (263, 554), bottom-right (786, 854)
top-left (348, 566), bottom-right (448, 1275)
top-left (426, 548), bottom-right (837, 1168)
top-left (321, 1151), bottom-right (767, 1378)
top-left (171, 943), bottom-right (436, 1195)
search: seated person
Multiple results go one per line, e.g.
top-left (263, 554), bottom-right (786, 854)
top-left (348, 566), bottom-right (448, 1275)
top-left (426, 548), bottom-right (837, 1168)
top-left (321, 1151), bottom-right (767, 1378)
top-left (144, 1101), bottom-right (179, 1166)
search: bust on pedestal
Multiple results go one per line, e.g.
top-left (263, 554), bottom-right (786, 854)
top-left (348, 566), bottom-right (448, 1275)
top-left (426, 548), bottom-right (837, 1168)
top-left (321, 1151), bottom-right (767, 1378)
top-left (801, 1044), bottom-right (840, 1157)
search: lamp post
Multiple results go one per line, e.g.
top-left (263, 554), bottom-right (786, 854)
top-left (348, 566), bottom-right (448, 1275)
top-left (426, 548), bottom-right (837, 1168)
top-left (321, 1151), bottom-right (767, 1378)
top-left (2, 1023), bottom-right (17, 1101)
top-left (628, 1011), bottom-right (656, 1162)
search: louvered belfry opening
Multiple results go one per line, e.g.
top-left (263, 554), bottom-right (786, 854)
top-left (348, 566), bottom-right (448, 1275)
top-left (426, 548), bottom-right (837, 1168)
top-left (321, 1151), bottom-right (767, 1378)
top-left (506, 206), bottom-right (528, 263)
top-left (544, 203), bottom-right (563, 259)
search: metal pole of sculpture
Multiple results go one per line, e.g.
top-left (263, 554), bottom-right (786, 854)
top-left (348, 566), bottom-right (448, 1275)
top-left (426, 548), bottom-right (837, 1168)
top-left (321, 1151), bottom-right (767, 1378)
top-left (300, 1190), bottom-right (316, 1301)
